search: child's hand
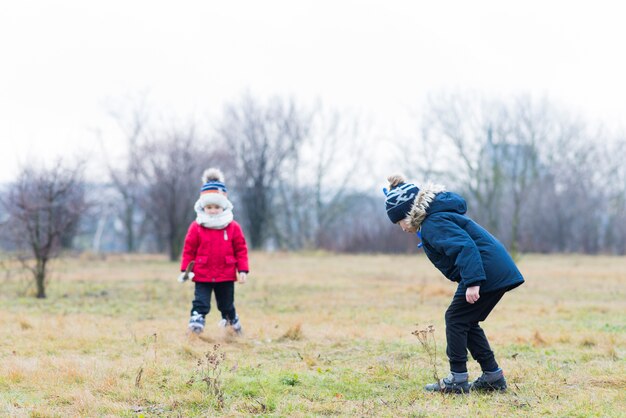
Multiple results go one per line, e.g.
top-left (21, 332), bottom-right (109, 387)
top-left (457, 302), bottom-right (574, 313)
top-left (466, 285), bottom-right (480, 304)
top-left (177, 272), bottom-right (195, 283)
top-left (238, 272), bottom-right (247, 284)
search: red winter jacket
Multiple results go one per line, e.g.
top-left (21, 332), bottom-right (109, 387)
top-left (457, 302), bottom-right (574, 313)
top-left (180, 221), bottom-right (249, 283)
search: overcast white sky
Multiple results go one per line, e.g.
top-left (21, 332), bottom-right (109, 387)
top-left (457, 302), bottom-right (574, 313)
top-left (1, 0), bottom-right (624, 183)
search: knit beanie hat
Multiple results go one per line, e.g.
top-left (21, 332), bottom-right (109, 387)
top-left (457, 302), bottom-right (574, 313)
top-left (384, 174), bottom-right (419, 223)
top-left (197, 168), bottom-right (233, 210)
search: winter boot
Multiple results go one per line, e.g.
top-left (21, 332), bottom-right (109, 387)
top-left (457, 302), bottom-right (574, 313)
top-left (425, 372), bottom-right (470, 394)
top-left (470, 369), bottom-right (507, 392)
top-left (229, 316), bottom-right (242, 335)
top-left (188, 311), bottom-right (205, 334)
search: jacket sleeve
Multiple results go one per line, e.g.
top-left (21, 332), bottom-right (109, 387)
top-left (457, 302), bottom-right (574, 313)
top-left (180, 223), bottom-right (199, 271)
top-left (422, 218), bottom-right (486, 288)
top-left (232, 223), bottom-right (249, 273)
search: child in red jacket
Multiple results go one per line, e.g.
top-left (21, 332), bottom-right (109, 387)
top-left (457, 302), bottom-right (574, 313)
top-left (179, 168), bottom-right (249, 334)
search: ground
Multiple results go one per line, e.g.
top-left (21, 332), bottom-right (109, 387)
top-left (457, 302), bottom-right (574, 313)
top-left (0, 252), bottom-right (624, 417)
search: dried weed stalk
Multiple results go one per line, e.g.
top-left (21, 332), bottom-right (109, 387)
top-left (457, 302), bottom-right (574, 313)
top-left (412, 324), bottom-right (440, 384)
top-left (187, 344), bottom-right (226, 410)
top-left (135, 332), bottom-right (158, 388)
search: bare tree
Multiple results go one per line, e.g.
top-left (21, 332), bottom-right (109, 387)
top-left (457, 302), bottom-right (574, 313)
top-left (304, 107), bottom-right (369, 248)
top-left (266, 105), bottom-right (369, 250)
top-left (217, 93), bottom-right (310, 249)
top-left (495, 96), bottom-right (545, 254)
top-left (397, 108), bottom-right (450, 182)
top-left (525, 113), bottom-right (605, 253)
top-left (417, 92), bottom-right (613, 254)
top-left (99, 99), bottom-right (151, 253)
top-left (0, 160), bottom-right (88, 298)
top-left (137, 125), bottom-right (229, 260)
top-left (602, 138), bottom-right (626, 254)
top-left (422, 93), bottom-right (507, 233)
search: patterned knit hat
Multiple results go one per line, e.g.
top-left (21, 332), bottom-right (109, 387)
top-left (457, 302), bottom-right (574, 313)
top-left (198, 168), bottom-right (233, 210)
top-left (384, 174), bottom-right (419, 223)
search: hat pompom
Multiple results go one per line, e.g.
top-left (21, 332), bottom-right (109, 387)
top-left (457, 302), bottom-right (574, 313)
top-left (387, 174), bottom-right (406, 190)
top-left (202, 168), bottom-right (224, 184)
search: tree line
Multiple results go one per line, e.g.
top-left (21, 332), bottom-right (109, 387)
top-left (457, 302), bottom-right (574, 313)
top-left (1, 92), bottom-right (624, 297)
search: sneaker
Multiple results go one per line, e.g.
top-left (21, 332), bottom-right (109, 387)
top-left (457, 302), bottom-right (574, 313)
top-left (229, 317), bottom-right (242, 335)
top-left (188, 311), bottom-right (205, 334)
top-left (470, 374), bottom-right (507, 392)
top-left (217, 319), bottom-right (228, 328)
top-left (425, 374), bottom-right (470, 394)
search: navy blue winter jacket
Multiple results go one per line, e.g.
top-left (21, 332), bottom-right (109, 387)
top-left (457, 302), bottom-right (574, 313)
top-left (418, 190), bottom-right (524, 297)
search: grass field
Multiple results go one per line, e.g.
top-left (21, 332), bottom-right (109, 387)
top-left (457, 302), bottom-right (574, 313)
top-left (1, 252), bottom-right (625, 417)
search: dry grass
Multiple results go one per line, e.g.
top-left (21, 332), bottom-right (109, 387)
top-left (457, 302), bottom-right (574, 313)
top-left (0, 252), bottom-right (625, 417)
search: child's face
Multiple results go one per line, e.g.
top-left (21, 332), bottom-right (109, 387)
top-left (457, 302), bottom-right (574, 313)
top-left (203, 204), bottom-right (224, 215)
top-left (398, 218), bottom-right (417, 234)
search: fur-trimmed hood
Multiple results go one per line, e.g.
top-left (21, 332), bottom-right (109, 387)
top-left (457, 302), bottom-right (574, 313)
top-left (406, 183), bottom-right (467, 230)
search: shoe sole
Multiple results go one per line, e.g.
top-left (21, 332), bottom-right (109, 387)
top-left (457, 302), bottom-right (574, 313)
top-left (470, 385), bottom-right (507, 393)
top-left (471, 388), bottom-right (507, 393)
top-left (425, 386), bottom-right (470, 394)
top-left (426, 389), bottom-right (470, 394)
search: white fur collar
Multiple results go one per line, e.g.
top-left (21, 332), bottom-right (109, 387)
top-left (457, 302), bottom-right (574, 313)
top-left (194, 200), bottom-right (233, 229)
top-left (405, 183), bottom-right (447, 230)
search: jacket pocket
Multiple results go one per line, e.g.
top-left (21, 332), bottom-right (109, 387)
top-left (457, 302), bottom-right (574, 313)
top-left (224, 255), bottom-right (237, 277)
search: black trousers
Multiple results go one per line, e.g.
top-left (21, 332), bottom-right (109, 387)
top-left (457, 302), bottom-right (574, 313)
top-left (191, 281), bottom-right (237, 321)
top-left (445, 289), bottom-right (506, 373)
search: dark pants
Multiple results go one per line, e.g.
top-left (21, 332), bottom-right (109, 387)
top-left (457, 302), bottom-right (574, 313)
top-left (445, 289), bottom-right (506, 373)
top-left (191, 281), bottom-right (237, 321)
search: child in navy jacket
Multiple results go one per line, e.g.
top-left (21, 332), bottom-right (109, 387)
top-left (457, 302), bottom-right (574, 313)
top-left (384, 174), bottom-right (524, 393)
